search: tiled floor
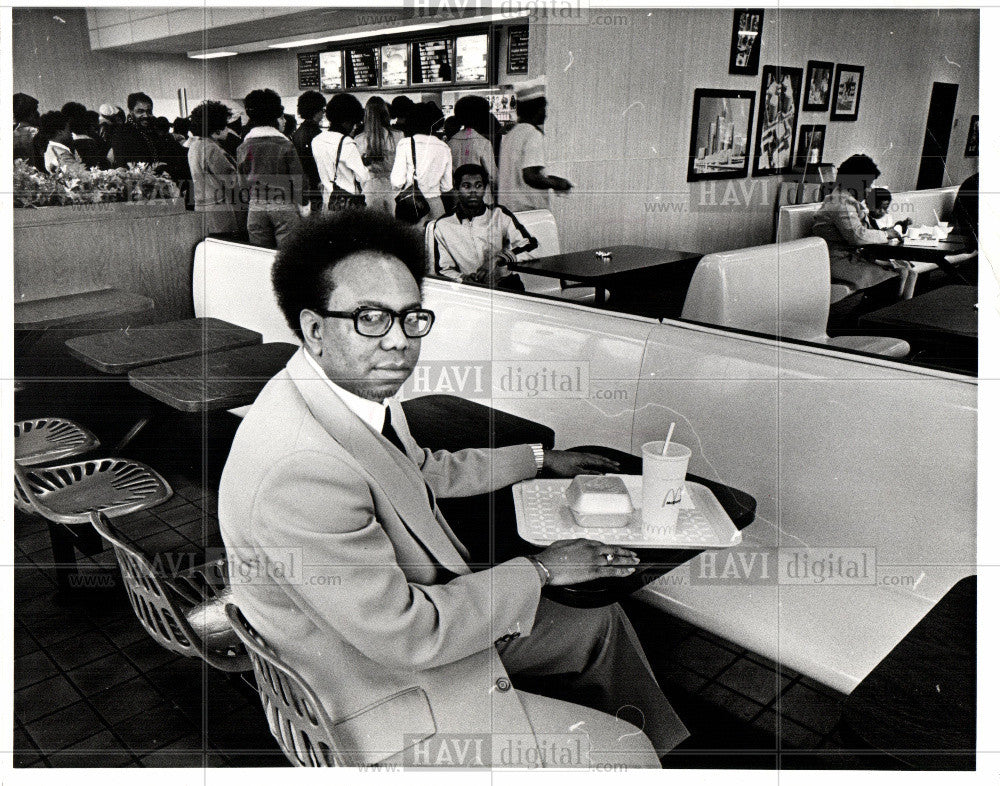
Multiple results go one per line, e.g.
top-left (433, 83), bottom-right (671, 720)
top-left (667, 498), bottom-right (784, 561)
top-left (13, 373), bottom-right (889, 769)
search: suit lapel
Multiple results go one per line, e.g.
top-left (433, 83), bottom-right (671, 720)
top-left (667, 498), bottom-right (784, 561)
top-left (287, 350), bottom-right (471, 575)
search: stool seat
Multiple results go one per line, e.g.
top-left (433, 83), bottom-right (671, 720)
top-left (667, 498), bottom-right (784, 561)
top-left (15, 418), bottom-right (100, 466)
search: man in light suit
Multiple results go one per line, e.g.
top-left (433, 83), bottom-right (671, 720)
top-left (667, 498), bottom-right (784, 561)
top-left (218, 210), bottom-right (688, 767)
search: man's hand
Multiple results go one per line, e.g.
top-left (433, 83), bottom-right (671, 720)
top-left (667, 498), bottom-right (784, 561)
top-left (547, 175), bottom-right (573, 192)
top-left (543, 449), bottom-right (620, 477)
top-left (885, 227), bottom-right (902, 241)
top-left (535, 539), bottom-right (639, 585)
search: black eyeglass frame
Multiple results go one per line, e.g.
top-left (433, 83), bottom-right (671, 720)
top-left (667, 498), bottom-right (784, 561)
top-left (313, 306), bottom-right (436, 338)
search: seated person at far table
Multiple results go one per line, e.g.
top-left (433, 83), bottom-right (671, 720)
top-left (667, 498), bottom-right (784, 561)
top-left (430, 164), bottom-right (538, 288)
top-left (218, 208), bottom-right (689, 768)
top-left (866, 187), bottom-right (918, 300)
top-left (812, 154), bottom-right (903, 295)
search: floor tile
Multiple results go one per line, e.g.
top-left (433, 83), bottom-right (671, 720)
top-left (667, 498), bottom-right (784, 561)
top-left (91, 610), bottom-right (149, 648)
top-left (138, 735), bottom-right (211, 768)
top-left (717, 657), bottom-right (792, 706)
top-left (669, 634), bottom-right (741, 679)
top-left (24, 699), bottom-right (105, 753)
top-left (775, 681), bottom-right (844, 736)
top-left (66, 651), bottom-right (142, 696)
top-left (698, 681), bottom-right (766, 723)
top-left (111, 705), bottom-right (192, 753)
top-left (15, 673), bottom-right (85, 725)
top-left (121, 635), bottom-right (184, 671)
top-left (20, 604), bottom-right (97, 646)
top-left (14, 649), bottom-right (60, 690)
top-left (17, 529), bottom-right (55, 556)
top-left (655, 659), bottom-right (709, 695)
top-left (89, 676), bottom-right (168, 727)
top-left (48, 730), bottom-right (135, 767)
top-left (46, 629), bottom-right (117, 670)
top-left (13, 724), bottom-right (43, 767)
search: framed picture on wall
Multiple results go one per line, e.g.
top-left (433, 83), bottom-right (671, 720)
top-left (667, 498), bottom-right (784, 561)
top-left (964, 115), bottom-right (979, 157)
top-left (830, 64), bottom-right (864, 121)
top-left (686, 88), bottom-right (756, 182)
top-left (792, 124), bottom-right (827, 169)
top-left (803, 60), bottom-right (834, 111)
top-left (751, 65), bottom-right (803, 176)
top-left (728, 9), bottom-right (764, 76)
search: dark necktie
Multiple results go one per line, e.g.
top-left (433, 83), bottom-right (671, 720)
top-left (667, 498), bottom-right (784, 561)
top-left (380, 407), bottom-right (408, 455)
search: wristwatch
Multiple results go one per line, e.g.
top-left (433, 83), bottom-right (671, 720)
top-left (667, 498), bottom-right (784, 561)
top-left (530, 443), bottom-right (545, 474)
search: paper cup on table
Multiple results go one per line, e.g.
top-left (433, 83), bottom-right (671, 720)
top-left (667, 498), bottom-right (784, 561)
top-left (641, 441), bottom-right (691, 536)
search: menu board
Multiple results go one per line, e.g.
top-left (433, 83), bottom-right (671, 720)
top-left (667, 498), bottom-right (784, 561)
top-left (297, 51), bottom-right (321, 90)
top-left (381, 43), bottom-right (409, 88)
top-left (319, 50), bottom-right (343, 92)
top-left (345, 45), bottom-right (379, 88)
top-left (507, 26), bottom-right (529, 74)
top-left (454, 34), bottom-right (488, 83)
top-left (412, 39), bottom-right (454, 84)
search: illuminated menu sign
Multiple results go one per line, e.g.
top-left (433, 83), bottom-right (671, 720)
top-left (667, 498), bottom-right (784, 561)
top-left (297, 52), bottom-right (320, 90)
top-left (381, 43), bottom-right (409, 88)
top-left (346, 45), bottom-right (379, 88)
top-left (319, 50), bottom-right (343, 92)
top-left (412, 39), bottom-right (454, 84)
top-left (454, 34), bottom-right (488, 83)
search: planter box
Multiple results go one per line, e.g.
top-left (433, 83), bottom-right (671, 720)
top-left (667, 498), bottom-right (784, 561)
top-left (14, 197), bottom-right (187, 228)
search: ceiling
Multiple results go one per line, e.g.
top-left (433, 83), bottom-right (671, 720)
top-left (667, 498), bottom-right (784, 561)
top-left (87, 6), bottom-right (492, 55)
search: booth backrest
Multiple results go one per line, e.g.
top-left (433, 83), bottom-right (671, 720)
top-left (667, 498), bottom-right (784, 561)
top-left (514, 209), bottom-right (561, 258)
top-left (776, 185), bottom-right (960, 243)
top-left (192, 239), bottom-right (297, 344)
top-left (681, 237), bottom-right (831, 342)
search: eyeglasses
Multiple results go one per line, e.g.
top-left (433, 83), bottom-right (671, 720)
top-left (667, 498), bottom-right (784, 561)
top-left (314, 307), bottom-right (435, 338)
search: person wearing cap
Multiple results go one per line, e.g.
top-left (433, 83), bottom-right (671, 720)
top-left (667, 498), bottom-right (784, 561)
top-left (96, 104), bottom-right (123, 151)
top-left (236, 88), bottom-right (309, 248)
top-left (498, 78), bottom-right (572, 212)
top-left (13, 93), bottom-right (42, 169)
top-left (429, 163), bottom-right (537, 288)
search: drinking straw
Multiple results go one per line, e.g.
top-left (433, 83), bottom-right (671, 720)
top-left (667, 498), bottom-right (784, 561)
top-left (661, 422), bottom-right (676, 456)
top-left (932, 207), bottom-right (941, 224)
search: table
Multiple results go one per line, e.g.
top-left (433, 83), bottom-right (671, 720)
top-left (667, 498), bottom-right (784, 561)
top-left (862, 236), bottom-right (973, 284)
top-left (65, 317), bottom-right (263, 374)
top-left (508, 245), bottom-right (702, 307)
top-left (402, 396), bottom-right (755, 608)
top-left (14, 288), bottom-right (154, 330)
top-left (128, 342), bottom-right (299, 412)
top-left (840, 575), bottom-right (975, 770)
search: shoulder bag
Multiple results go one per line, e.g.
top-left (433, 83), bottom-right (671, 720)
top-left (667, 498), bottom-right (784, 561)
top-left (327, 135), bottom-right (366, 211)
top-left (394, 137), bottom-right (430, 223)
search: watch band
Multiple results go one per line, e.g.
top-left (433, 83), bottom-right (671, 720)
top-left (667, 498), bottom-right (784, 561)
top-left (530, 443), bottom-right (545, 474)
top-left (525, 554), bottom-right (551, 586)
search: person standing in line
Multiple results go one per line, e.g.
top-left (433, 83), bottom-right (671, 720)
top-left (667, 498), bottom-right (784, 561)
top-left (390, 102), bottom-right (453, 222)
top-left (188, 100), bottom-right (244, 236)
top-left (355, 97), bottom-right (403, 214)
top-left (13, 93), bottom-right (42, 169)
top-left (61, 102), bottom-right (106, 169)
top-left (448, 95), bottom-right (498, 203)
top-left (236, 88), bottom-right (310, 248)
top-left (312, 92), bottom-right (369, 212)
top-left (292, 90), bottom-right (327, 213)
top-left (38, 111), bottom-right (85, 175)
top-left (498, 78), bottom-right (572, 212)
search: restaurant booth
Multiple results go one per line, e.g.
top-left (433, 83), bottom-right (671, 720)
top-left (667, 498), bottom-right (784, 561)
top-left (11, 4), bottom-right (981, 772)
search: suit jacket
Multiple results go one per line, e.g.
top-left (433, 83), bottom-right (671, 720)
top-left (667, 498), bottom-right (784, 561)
top-left (219, 348), bottom-right (543, 765)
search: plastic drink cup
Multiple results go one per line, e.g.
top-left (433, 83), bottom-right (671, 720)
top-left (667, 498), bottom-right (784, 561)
top-left (641, 441), bottom-right (691, 534)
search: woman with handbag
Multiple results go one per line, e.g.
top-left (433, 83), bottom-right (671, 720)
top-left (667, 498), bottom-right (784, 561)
top-left (390, 102), bottom-right (453, 223)
top-left (355, 97), bottom-right (403, 214)
top-left (312, 93), bottom-right (369, 211)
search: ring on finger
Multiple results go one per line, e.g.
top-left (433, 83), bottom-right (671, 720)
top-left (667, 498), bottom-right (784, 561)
top-left (603, 552), bottom-right (615, 564)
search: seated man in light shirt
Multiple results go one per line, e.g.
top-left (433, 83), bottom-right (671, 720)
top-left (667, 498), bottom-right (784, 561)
top-left (429, 164), bottom-right (538, 288)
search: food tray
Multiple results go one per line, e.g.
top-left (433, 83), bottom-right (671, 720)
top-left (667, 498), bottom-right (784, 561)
top-left (513, 475), bottom-right (742, 549)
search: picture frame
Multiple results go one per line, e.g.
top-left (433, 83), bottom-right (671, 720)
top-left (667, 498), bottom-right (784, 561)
top-left (830, 64), bottom-right (864, 121)
top-left (751, 65), bottom-right (803, 176)
top-left (803, 60), bottom-right (834, 111)
top-left (964, 115), bottom-right (979, 157)
top-left (728, 9), bottom-right (764, 76)
top-left (792, 124), bottom-right (827, 169)
top-left (686, 88), bottom-right (756, 182)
